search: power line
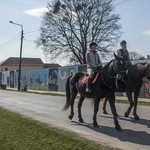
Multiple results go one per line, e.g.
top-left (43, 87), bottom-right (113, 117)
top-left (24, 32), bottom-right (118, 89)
top-left (24, 39), bottom-right (35, 43)
top-left (114, 0), bottom-right (132, 6)
top-left (0, 26), bottom-right (40, 51)
top-left (0, 32), bottom-right (20, 48)
top-left (24, 29), bottom-right (40, 35)
top-left (0, 39), bottom-right (20, 50)
top-left (24, 26), bottom-right (40, 32)
top-left (24, 33), bottom-right (40, 37)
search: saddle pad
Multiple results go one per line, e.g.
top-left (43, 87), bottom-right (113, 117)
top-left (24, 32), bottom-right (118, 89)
top-left (82, 72), bottom-right (99, 84)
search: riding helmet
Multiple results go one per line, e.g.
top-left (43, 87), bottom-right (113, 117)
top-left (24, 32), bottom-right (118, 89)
top-left (120, 40), bottom-right (127, 46)
top-left (89, 42), bottom-right (97, 47)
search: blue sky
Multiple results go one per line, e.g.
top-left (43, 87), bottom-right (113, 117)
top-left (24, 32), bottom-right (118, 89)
top-left (0, 0), bottom-right (150, 66)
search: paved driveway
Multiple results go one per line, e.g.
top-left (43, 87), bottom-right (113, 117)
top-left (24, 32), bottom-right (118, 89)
top-left (0, 90), bottom-right (150, 150)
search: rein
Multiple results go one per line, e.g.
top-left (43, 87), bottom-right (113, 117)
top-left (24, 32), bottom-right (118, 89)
top-left (115, 60), bottom-right (127, 76)
top-left (100, 59), bottom-right (127, 89)
top-left (101, 71), bottom-right (114, 89)
top-left (101, 65), bottom-right (118, 89)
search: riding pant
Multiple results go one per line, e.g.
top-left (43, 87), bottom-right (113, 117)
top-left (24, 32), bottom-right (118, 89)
top-left (87, 68), bottom-right (95, 78)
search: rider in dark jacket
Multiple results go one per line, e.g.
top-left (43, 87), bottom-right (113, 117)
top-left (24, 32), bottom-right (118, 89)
top-left (117, 40), bottom-right (132, 68)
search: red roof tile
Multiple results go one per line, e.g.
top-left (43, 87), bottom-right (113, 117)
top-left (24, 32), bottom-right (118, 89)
top-left (0, 57), bottom-right (43, 66)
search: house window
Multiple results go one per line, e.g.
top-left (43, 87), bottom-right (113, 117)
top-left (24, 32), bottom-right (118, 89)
top-left (5, 67), bottom-right (8, 71)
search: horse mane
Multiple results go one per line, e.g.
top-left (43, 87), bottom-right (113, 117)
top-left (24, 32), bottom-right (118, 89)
top-left (103, 59), bottom-right (114, 70)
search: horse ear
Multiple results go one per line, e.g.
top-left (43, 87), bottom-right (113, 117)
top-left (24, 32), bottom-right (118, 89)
top-left (114, 53), bottom-right (118, 60)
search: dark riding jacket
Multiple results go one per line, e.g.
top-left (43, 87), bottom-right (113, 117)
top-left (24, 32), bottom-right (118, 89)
top-left (117, 48), bottom-right (131, 64)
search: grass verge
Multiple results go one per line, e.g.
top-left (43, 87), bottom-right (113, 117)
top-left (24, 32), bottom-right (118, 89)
top-left (0, 107), bottom-right (116, 150)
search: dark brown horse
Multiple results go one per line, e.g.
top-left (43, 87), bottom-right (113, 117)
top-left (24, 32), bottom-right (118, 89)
top-left (63, 54), bottom-right (127, 130)
top-left (102, 63), bottom-right (150, 120)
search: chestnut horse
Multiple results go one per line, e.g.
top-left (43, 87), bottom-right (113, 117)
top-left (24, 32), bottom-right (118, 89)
top-left (63, 54), bottom-right (127, 130)
top-left (102, 63), bottom-right (150, 120)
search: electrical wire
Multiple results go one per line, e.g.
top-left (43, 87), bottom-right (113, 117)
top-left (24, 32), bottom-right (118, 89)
top-left (0, 39), bottom-right (20, 50)
top-left (24, 39), bottom-right (35, 43)
top-left (24, 29), bottom-right (40, 34)
top-left (24, 33), bottom-right (40, 37)
top-left (24, 26), bottom-right (40, 32)
top-left (0, 32), bottom-right (20, 48)
top-left (114, 0), bottom-right (132, 6)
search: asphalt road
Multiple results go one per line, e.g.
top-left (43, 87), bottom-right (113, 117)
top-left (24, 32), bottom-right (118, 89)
top-left (0, 90), bottom-right (150, 150)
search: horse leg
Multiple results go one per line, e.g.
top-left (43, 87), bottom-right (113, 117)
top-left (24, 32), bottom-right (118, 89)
top-left (103, 97), bottom-right (119, 117)
top-left (103, 98), bottom-right (108, 114)
top-left (93, 97), bottom-right (100, 128)
top-left (133, 90), bottom-right (140, 120)
top-left (108, 94), bottom-right (121, 131)
top-left (124, 91), bottom-right (134, 117)
top-left (78, 95), bottom-right (85, 123)
top-left (68, 87), bottom-right (77, 120)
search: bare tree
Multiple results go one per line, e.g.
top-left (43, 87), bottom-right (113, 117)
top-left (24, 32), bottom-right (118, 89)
top-left (35, 0), bottom-right (121, 64)
top-left (129, 51), bottom-right (145, 61)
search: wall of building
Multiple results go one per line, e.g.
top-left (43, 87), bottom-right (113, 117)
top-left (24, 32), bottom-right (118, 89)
top-left (30, 69), bottom-right (49, 91)
top-left (0, 66), bottom-right (43, 72)
top-left (0, 63), bottom-right (150, 98)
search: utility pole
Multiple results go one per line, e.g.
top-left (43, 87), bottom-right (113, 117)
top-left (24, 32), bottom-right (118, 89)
top-left (9, 21), bottom-right (23, 90)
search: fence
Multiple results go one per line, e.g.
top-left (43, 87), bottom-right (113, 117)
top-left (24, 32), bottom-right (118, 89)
top-left (0, 64), bottom-right (149, 98)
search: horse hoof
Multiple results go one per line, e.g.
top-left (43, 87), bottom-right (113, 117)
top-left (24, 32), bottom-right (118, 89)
top-left (93, 123), bottom-right (99, 128)
top-left (124, 112), bottom-right (129, 117)
top-left (68, 115), bottom-right (73, 120)
top-left (79, 118), bottom-right (84, 123)
top-left (134, 116), bottom-right (140, 120)
top-left (115, 124), bottom-right (122, 131)
top-left (103, 110), bottom-right (108, 114)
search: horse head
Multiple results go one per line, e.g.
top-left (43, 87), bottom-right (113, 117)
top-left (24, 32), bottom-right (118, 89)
top-left (146, 63), bottom-right (150, 80)
top-left (114, 53), bottom-right (127, 81)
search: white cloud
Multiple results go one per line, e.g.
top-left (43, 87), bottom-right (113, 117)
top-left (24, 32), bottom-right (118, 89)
top-left (24, 8), bottom-right (77, 19)
top-left (24, 8), bottom-right (48, 17)
top-left (142, 30), bottom-right (150, 36)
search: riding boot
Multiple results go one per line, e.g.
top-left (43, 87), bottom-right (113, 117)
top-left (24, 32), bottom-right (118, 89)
top-left (86, 77), bottom-right (92, 93)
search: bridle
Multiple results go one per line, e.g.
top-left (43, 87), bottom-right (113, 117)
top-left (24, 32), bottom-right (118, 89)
top-left (114, 60), bottom-right (127, 78)
top-left (101, 59), bottom-right (127, 89)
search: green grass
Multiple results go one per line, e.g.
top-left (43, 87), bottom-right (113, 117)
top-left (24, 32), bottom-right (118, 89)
top-left (2, 89), bottom-right (66, 97)
top-left (0, 108), bottom-right (116, 150)
top-left (114, 99), bottom-right (150, 106)
top-left (30, 84), bottom-right (48, 91)
top-left (2, 89), bottom-right (150, 106)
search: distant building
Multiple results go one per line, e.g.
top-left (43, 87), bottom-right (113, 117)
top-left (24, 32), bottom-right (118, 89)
top-left (0, 57), bottom-right (61, 72)
top-left (43, 63), bottom-right (61, 69)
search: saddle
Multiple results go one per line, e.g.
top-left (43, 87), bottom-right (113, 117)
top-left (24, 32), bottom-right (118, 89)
top-left (82, 72), bottom-right (99, 84)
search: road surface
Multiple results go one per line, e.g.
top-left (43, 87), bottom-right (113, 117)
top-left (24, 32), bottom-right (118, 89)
top-left (0, 90), bottom-right (150, 150)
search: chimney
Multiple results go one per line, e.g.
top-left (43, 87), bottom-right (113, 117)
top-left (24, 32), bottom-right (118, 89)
top-left (147, 55), bottom-right (150, 59)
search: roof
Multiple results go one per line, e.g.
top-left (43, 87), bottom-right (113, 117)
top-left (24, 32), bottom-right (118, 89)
top-left (43, 63), bottom-right (61, 69)
top-left (0, 57), bottom-right (43, 66)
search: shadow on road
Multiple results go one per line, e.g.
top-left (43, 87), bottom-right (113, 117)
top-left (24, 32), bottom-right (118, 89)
top-left (71, 120), bottom-right (150, 146)
top-left (99, 114), bottom-right (150, 128)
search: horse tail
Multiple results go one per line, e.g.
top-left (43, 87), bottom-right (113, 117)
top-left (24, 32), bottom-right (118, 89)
top-left (62, 75), bottom-right (73, 111)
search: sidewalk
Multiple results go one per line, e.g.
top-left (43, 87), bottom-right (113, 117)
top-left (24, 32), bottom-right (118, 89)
top-left (6, 87), bottom-right (150, 102)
